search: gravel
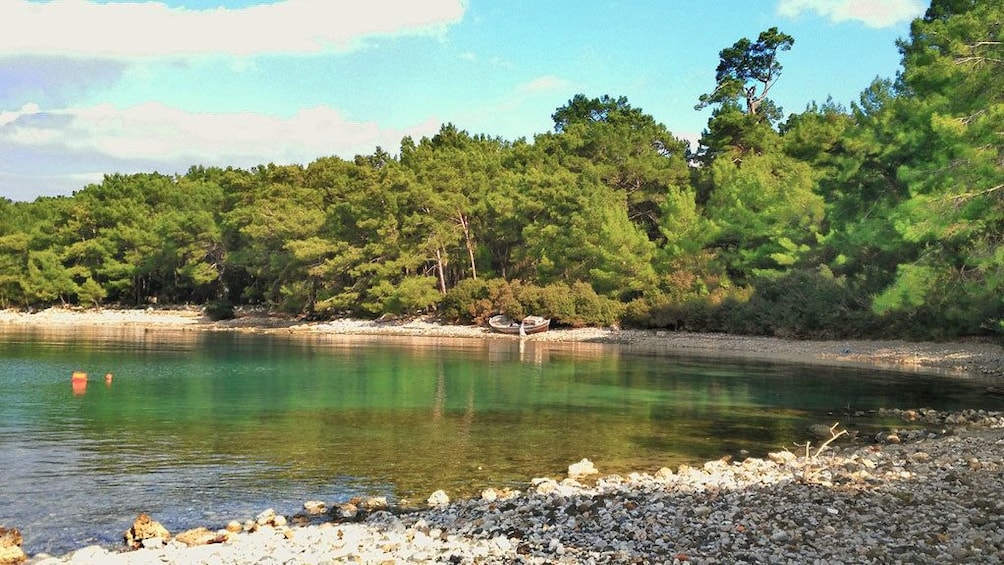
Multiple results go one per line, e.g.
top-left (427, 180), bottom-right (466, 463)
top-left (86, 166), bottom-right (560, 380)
top-left (23, 410), bottom-right (1004, 565)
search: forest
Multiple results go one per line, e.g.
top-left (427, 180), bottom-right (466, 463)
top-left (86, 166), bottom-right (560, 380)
top-left (0, 1), bottom-right (1001, 340)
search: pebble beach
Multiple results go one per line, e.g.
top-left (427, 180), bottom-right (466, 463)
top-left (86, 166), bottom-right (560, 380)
top-left (3, 307), bottom-right (1004, 564)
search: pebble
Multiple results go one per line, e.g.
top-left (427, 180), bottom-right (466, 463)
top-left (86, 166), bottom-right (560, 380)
top-left (22, 408), bottom-right (1004, 565)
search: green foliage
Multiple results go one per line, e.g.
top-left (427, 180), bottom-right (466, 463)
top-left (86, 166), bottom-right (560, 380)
top-left (3, 10), bottom-right (1002, 340)
top-left (204, 299), bottom-right (236, 321)
top-left (696, 27), bottom-right (794, 121)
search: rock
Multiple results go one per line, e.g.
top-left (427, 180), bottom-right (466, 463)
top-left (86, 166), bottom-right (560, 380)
top-left (810, 423), bottom-right (834, 438)
top-left (361, 497), bottom-right (389, 511)
top-left (123, 513), bottom-right (171, 549)
top-left (768, 451), bottom-right (797, 464)
top-left (332, 503), bottom-right (359, 521)
top-left (655, 467), bottom-right (674, 479)
top-left (255, 508), bottom-right (277, 526)
top-left (225, 520), bottom-right (243, 533)
top-left (568, 458), bottom-right (599, 479)
top-left (304, 500), bottom-right (328, 515)
top-left (175, 527), bottom-right (217, 547)
top-left (67, 545), bottom-right (108, 564)
top-left (427, 490), bottom-right (450, 507)
top-left (0, 526), bottom-right (25, 565)
top-left (481, 487), bottom-right (499, 502)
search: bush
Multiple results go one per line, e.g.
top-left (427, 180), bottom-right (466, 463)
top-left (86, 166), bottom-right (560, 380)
top-left (724, 268), bottom-right (872, 338)
top-left (441, 279), bottom-right (624, 327)
top-left (440, 278), bottom-right (490, 323)
top-left (204, 299), bottom-right (235, 321)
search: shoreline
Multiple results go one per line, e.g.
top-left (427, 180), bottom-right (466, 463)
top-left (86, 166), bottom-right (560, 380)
top-left (4, 307), bottom-right (1004, 563)
top-left (19, 412), bottom-right (1004, 564)
top-left (2, 306), bottom-right (1002, 380)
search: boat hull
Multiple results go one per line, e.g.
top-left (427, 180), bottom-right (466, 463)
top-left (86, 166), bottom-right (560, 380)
top-left (488, 315), bottom-right (550, 335)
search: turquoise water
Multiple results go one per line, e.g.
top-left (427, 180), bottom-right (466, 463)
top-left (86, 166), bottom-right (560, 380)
top-left (1, 327), bottom-right (1001, 555)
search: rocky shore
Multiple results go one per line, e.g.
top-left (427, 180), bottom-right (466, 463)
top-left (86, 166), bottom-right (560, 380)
top-left (3, 308), bottom-right (1004, 564)
top-left (9, 409), bottom-right (1001, 564)
top-left (2, 307), bottom-right (1003, 378)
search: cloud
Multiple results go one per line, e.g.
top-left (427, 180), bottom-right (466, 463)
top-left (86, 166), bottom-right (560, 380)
top-left (0, 56), bottom-right (129, 108)
top-left (0, 102), bottom-right (441, 200)
top-left (777, 0), bottom-right (925, 28)
top-left (2, 0), bottom-right (467, 59)
top-left (516, 76), bottom-right (573, 95)
top-left (448, 75), bottom-right (576, 140)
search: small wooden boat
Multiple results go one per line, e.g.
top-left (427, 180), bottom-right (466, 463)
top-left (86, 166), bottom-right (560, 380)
top-left (488, 314), bottom-right (550, 335)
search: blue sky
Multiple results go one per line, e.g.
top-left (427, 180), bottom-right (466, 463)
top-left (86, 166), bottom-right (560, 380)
top-left (1, 0), bottom-right (926, 201)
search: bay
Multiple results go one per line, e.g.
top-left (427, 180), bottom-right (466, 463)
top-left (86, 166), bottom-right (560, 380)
top-left (1, 327), bottom-right (1001, 555)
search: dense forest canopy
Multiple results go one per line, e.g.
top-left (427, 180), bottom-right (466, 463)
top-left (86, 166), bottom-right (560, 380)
top-left (1, 1), bottom-right (1001, 340)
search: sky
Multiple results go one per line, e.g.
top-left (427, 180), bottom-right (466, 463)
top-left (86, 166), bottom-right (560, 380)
top-left (0, 0), bottom-right (927, 202)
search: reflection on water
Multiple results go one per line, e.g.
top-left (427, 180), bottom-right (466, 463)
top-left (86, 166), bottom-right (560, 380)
top-left (1, 326), bottom-right (1002, 555)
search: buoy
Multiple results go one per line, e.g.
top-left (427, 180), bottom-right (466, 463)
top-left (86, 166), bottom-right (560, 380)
top-left (104, 373), bottom-right (113, 384)
top-left (72, 380), bottom-right (87, 396)
top-left (71, 371), bottom-right (88, 382)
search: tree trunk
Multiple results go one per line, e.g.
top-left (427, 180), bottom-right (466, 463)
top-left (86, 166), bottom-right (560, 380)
top-left (434, 248), bottom-right (447, 295)
top-left (456, 210), bottom-right (478, 280)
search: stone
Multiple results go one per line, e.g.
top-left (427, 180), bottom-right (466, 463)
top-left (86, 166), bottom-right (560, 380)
top-left (810, 424), bottom-right (835, 438)
top-left (123, 513), bottom-right (171, 549)
top-left (255, 508), bottom-right (277, 526)
top-left (428, 490), bottom-right (450, 507)
top-left (0, 526), bottom-right (25, 565)
top-left (568, 458), bottom-right (599, 480)
top-left (175, 527), bottom-right (217, 547)
top-left (481, 488), bottom-right (499, 502)
top-left (362, 497), bottom-right (389, 511)
top-left (304, 500), bottom-right (328, 515)
top-left (768, 451), bottom-right (797, 464)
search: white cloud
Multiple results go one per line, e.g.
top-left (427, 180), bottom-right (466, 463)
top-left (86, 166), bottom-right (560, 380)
top-left (447, 75), bottom-right (577, 140)
top-left (516, 76), bottom-right (573, 95)
top-left (777, 0), bottom-right (925, 28)
top-left (0, 101), bottom-right (441, 178)
top-left (2, 0), bottom-right (467, 59)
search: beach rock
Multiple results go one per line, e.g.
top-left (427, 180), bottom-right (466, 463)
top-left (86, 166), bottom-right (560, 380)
top-left (255, 508), bottom-right (277, 526)
top-left (568, 458), bottom-right (599, 479)
top-left (427, 490), bottom-right (450, 507)
top-left (173, 525), bottom-right (218, 549)
top-left (123, 513), bottom-right (171, 549)
top-left (359, 496), bottom-right (389, 511)
top-left (0, 526), bottom-right (25, 565)
top-left (303, 500), bottom-right (327, 515)
top-left (332, 503), bottom-right (359, 521)
top-left (768, 450), bottom-right (797, 464)
top-left (481, 487), bottom-right (499, 502)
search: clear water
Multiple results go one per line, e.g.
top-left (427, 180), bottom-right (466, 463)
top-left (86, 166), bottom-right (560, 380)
top-left (1, 327), bottom-right (1001, 555)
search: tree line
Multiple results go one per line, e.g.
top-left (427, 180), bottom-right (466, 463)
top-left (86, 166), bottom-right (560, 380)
top-left (1, 1), bottom-right (1001, 340)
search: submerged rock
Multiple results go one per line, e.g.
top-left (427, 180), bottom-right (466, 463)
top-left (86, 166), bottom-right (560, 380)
top-left (568, 458), bottom-right (599, 480)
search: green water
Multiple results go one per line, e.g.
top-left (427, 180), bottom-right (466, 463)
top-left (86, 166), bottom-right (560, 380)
top-left (1, 327), bottom-right (1001, 555)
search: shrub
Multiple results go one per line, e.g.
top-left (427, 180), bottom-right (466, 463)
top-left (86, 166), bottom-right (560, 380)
top-left (440, 278), bottom-right (490, 323)
top-left (204, 299), bottom-right (235, 321)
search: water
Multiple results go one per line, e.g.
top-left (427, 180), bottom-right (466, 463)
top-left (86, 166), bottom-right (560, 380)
top-left (1, 327), bottom-right (1001, 555)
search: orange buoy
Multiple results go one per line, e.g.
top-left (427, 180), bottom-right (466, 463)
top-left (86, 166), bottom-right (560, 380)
top-left (71, 371), bottom-right (88, 382)
top-left (72, 379), bottom-right (87, 396)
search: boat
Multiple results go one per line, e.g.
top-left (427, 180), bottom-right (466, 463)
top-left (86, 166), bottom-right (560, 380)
top-left (488, 314), bottom-right (551, 335)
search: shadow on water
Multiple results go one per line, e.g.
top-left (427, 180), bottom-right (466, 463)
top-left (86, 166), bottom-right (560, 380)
top-left (1, 327), bottom-right (1003, 555)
